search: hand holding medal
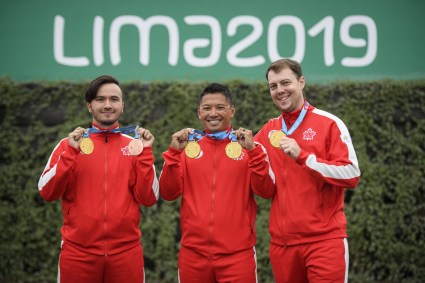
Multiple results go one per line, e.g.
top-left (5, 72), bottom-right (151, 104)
top-left (184, 129), bottom-right (203, 159)
top-left (232, 127), bottom-right (255, 151)
top-left (225, 130), bottom-right (243, 159)
top-left (279, 136), bottom-right (301, 160)
top-left (270, 101), bottom-right (309, 149)
top-left (68, 127), bottom-right (94, 154)
top-left (128, 125), bottom-right (144, 156)
top-left (269, 130), bottom-right (286, 147)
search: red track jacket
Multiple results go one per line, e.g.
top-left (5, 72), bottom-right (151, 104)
top-left (254, 102), bottom-right (361, 246)
top-left (38, 124), bottom-right (159, 255)
top-left (159, 137), bottom-right (275, 259)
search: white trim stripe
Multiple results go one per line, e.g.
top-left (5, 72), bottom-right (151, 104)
top-left (344, 238), bottom-right (349, 283)
top-left (152, 165), bottom-right (160, 200)
top-left (255, 142), bottom-right (276, 184)
top-left (57, 240), bottom-right (63, 283)
top-left (253, 246), bottom-right (258, 283)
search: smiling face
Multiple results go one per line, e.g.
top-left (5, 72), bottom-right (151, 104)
top-left (87, 83), bottom-right (124, 128)
top-left (267, 67), bottom-right (305, 113)
top-left (197, 92), bottom-right (235, 133)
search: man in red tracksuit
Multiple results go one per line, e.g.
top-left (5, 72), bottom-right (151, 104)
top-left (38, 75), bottom-right (159, 283)
top-left (159, 83), bottom-right (276, 283)
top-left (254, 59), bottom-right (361, 283)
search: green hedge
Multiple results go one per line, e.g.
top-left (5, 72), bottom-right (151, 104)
top-left (0, 78), bottom-right (424, 283)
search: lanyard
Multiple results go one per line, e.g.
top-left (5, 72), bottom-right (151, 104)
top-left (281, 101), bottom-right (309, 136)
top-left (82, 125), bottom-right (138, 138)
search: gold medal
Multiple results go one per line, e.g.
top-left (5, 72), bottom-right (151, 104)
top-left (225, 141), bottom-right (242, 159)
top-left (269, 130), bottom-right (286, 147)
top-left (80, 137), bottom-right (94, 154)
top-left (128, 139), bottom-right (144, 156)
top-left (185, 141), bottom-right (201, 158)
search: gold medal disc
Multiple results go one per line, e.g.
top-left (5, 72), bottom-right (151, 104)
top-left (225, 141), bottom-right (242, 159)
top-left (185, 141), bottom-right (201, 158)
top-left (80, 137), bottom-right (94, 154)
top-left (269, 130), bottom-right (286, 147)
top-left (128, 139), bottom-right (144, 156)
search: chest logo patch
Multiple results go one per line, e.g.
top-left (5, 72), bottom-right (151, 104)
top-left (303, 128), bottom-right (316, 141)
top-left (121, 146), bottom-right (131, 156)
top-left (232, 151), bottom-right (245, 161)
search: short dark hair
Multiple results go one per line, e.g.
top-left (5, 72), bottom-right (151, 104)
top-left (198, 83), bottom-right (233, 106)
top-left (265, 59), bottom-right (303, 81)
top-left (85, 75), bottom-right (120, 103)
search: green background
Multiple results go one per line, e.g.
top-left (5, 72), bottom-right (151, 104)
top-left (1, 78), bottom-right (424, 282)
top-left (1, 0), bottom-right (425, 83)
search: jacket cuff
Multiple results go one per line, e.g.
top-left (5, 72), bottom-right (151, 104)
top-left (247, 144), bottom-right (263, 158)
top-left (163, 146), bottom-right (183, 164)
top-left (296, 149), bottom-right (309, 165)
top-left (141, 146), bottom-right (153, 155)
top-left (67, 143), bottom-right (80, 156)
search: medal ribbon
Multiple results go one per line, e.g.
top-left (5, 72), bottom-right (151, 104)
top-left (205, 129), bottom-right (232, 140)
top-left (281, 101), bottom-right (309, 136)
top-left (228, 132), bottom-right (238, 142)
top-left (83, 125), bottom-right (139, 138)
top-left (187, 129), bottom-right (205, 142)
top-left (188, 129), bottom-right (236, 142)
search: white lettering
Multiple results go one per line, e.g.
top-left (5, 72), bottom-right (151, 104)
top-left (109, 15), bottom-right (179, 66)
top-left (308, 16), bottom-right (335, 66)
top-left (183, 16), bottom-right (221, 67)
top-left (268, 16), bottom-right (305, 62)
top-left (340, 15), bottom-right (377, 67)
top-left (53, 15), bottom-right (90, 66)
top-left (226, 16), bottom-right (265, 67)
top-left (93, 16), bottom-right (104, 66)
top-left (53, 14), bottom-right (378, 69)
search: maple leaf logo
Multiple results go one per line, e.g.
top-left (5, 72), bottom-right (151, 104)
top-left (303, 128), bottom-right (316, 140)
top-left (121, 146), bottom-right (131, 156)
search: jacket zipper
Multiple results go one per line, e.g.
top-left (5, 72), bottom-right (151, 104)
top-left (280, 119), bottom-right (286, 245)
top-left (104, 133), bottom-right (108, 256)
top-left (209, 142), bottom-right (217, 260)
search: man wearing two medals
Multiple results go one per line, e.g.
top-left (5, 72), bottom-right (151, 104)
top-left (38, 75), bottom-right (159, 283)
top-left (159, 83), bottom-right (276, 283)
top-left (254, 59), bottom-right (361, 283)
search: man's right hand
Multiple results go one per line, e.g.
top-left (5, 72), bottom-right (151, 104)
top-left (170, 128), bottom-right (194, 150)
top-left (68, 127), bottom-right (86, 149)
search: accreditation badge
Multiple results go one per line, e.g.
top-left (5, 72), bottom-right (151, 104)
top-left (185, 141), bottom-right (201, 158)
top-left (80, 137), bottom-right (94, 154)
top-left (225, 141), bottom-right (242, 159)
top-left (128, 139), bottom-right (144, 155)
top-left (269, 130), bottom-right (286, 148)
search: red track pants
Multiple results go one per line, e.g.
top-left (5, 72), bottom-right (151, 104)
top-left (58, 241), bottom-right (145, 283)
top-left (270, 238), bottom-right (349, 283)
top-left (178, 246), bottom-right (258, 283)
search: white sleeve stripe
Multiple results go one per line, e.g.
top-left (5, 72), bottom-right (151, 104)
top-left (151, 165), bottom-right (160, 200)
top-left (307, 109), bottom-right (360, 179)
top-left (255, 141), bottom-right (276, 184)
top-left (38, 139), bottom-right (67, 191)
top-left (38, 162), bottom-right (58, 191)
top-left (306, 154), bottom-right (360, 179)
top-left (41, 139), bottom-right (66, 173)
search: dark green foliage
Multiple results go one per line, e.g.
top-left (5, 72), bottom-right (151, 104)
top-left (0, 78), bottom-right (424, 283)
